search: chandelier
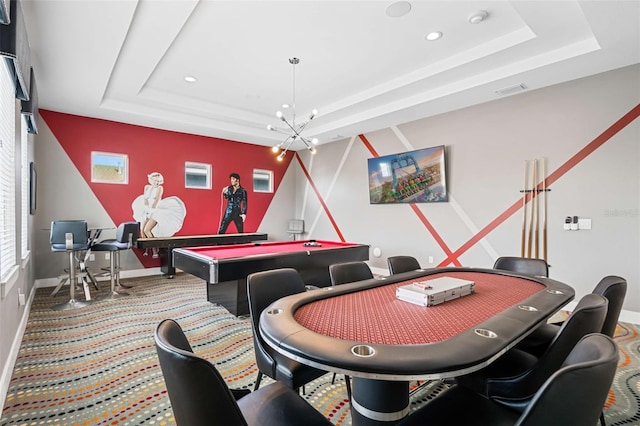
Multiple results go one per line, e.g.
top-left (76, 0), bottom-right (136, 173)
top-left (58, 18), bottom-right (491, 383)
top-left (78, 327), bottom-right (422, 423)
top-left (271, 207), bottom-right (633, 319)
top-left (268, 57), bottom-right (318, 161)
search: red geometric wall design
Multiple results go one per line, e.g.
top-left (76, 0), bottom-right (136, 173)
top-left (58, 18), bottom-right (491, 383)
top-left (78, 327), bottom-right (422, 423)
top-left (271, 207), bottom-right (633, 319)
top-left (41, 110), bottom-right (293, 266)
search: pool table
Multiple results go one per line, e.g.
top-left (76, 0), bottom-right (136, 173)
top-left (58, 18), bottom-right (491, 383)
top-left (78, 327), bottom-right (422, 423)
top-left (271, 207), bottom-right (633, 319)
top-left (259, 267), bottom-right (574, 425)
top-left (136, 232), bottom-right (268, 277)
top-left (173, 240), bottom-right (369, 316)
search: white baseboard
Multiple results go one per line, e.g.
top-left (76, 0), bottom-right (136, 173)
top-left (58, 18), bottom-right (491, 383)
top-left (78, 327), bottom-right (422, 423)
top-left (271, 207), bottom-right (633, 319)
top-left (0, 285), bottom-right (36, 417)
top-left (35, 268), bottom-right (163, 288)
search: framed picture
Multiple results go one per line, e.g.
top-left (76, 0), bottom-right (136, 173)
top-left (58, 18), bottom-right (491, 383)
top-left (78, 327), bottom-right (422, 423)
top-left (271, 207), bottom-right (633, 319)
top-left (29, 161), bottom-right (36, 215)
top-left (91, 152), bottom-right (128, 184)
top-left (367, 145), bottom-right (447, 204)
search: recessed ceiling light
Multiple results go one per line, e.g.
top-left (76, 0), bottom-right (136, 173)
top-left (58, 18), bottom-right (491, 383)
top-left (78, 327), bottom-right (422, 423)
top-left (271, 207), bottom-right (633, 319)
top-left (282, 103), bottom-right (290, 109)
top-left (468, 10), bottom-right (488, 24)
top-left (425, 31), bottom-right (443, 41)
top-left (386, 1), bottom-right (412, 18)
top-left (184, 76), bottom-right (197, 83)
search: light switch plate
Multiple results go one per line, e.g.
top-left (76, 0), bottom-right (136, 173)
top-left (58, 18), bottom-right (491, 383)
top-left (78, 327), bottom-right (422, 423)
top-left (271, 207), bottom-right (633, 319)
top-left (578, 218), bottom-right (592, 230)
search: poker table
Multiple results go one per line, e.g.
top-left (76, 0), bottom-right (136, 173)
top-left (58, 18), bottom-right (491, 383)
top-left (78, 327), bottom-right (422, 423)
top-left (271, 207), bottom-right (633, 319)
top-left (259, 267), bottom-right (574, 426)
top-left (136, 232), bottom-right (268, 277)
top-left (173, 240), bottom-right (369, 316)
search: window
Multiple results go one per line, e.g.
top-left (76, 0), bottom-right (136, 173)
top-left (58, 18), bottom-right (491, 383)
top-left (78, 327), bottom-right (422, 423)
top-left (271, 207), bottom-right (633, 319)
top-left (253, 169), bottom-right (274, 193)
top-left (21, 116), bottom-right (29, 258)
top-left (91, 152), bottom-right (128, 184)
top-left (185, 162), bottom-right (211, 189)
top-left (0, 62), bottom-right (17, 281)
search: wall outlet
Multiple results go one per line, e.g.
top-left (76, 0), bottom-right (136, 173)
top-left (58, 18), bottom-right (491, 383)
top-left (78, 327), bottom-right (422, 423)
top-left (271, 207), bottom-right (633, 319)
top-left (89, 254), bottom-right (95, 261)
top-left (105, 252), bottom-right (110, 260)
top-left (18, 291), bottom-right (26, 306)
top-left (428, 256), bottom-right (434, 264)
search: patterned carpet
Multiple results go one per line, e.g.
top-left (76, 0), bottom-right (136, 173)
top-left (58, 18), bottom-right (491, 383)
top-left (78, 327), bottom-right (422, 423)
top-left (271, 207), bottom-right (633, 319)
top-left (1, 273), bottom-right (638, 425)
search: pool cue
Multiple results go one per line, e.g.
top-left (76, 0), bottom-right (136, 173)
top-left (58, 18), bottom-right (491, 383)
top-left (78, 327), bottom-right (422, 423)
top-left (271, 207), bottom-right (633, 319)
top-left (541, 158), bottom-right (547, 262)
top-left (526, 160), bottom-right (534, 258)
top-left (532, 159), bottom-right (539, 259)
top-left (520, 160), bottom-right (528, 257)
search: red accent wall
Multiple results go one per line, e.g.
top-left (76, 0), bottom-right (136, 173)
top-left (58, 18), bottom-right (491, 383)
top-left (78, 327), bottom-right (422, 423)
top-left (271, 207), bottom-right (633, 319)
top-left (41, 109), bottom-right (291, 238)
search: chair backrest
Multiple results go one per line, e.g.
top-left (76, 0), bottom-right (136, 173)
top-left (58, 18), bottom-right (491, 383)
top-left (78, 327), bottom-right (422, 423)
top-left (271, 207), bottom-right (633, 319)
top-left (493, 256), bottom-right (549, 277)
top-left (387, 256), bottom-right (421, 275)
top-left (246, 268), bottom-right (307, 378)
top-left (491, 293), bottom-right (608, 408)
top-left (592, 275), bottom-right (627, 337)
top-left (516, 333), bottom-right (618, 426)
top-left (154, 319), bottom-right (248, 426)
top-left (50, 220), bottom-right (89, 251)
top-left (287, 219), bottom-right (304, 235)
top-left (329, 261), bottom-right (374, 285)
top-left (116, 221), bottom-right (140, 245)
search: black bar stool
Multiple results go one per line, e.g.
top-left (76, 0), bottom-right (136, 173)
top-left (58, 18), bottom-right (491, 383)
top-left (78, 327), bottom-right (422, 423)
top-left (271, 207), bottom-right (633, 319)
top-left (91, 222), bottom-right (140, 300)
top-left (50, 220), bottom-right (92, 311)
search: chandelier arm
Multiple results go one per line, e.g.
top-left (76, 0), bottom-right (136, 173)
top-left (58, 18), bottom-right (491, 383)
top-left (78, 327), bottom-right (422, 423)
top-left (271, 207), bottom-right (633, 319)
top-left (280, 118), bottom-right (301, 136)
top-left (295, 119), bottom-right (313, 134)
top-left (299, 137), bottom-right (312, 148)
top-left (280, 135), bottom-right (295, 146)
top-left (270, 127), bottom-right (294, 136)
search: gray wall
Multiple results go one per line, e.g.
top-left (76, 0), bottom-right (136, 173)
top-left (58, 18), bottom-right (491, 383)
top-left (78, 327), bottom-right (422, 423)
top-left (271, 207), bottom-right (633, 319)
top-left (294, 64), bottom-right (640, 315)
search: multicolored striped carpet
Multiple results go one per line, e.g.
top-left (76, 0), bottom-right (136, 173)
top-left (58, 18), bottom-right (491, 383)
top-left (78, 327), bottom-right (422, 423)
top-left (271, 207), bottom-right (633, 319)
top-left (1, 274), bottom-right (638, 425)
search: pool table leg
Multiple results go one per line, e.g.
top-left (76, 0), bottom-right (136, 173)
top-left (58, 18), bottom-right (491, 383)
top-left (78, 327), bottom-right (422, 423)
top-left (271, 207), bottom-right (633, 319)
top-left (351, 378), bottom-right (409, 425)
top-left (159, 248), bottom-right (175, 278)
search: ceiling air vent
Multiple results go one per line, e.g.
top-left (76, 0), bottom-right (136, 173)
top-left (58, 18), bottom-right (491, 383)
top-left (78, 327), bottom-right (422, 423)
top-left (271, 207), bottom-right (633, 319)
top-left (495, 83), bottom-right (527, 96)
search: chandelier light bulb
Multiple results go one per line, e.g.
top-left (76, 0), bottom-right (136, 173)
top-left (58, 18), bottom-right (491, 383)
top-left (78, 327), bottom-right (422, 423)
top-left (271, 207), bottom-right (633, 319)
top-left (276, 111), bottom-right (283, 119)
top-left (277, 151), bottom-right (286, 161)
top-left (310, 147), bottom-right (317, 154)
top-left (311, 138), bottom-right (319, 145)
top-left (267, 124), bottom-right (275, 131)
top-left (271, 145), bottom-right (280, 153)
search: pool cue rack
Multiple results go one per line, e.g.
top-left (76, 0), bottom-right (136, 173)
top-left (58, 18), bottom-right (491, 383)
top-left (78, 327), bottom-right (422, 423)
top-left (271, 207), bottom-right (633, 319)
top-left (520, 158), bottom-right (551, 262)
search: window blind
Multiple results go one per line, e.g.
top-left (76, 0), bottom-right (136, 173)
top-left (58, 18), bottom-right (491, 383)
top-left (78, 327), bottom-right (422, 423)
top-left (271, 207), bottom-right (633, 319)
top-left (21, 116), bottom-right (28, 258)
top-left (0, 61), bottom-right (17, 280)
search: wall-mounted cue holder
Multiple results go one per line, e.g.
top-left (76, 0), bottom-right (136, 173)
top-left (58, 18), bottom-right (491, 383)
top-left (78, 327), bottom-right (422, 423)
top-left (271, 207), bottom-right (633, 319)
top-left (519, 158), bottom-right (549, 261)
top-left (518, 188), bottom-right (552, 194)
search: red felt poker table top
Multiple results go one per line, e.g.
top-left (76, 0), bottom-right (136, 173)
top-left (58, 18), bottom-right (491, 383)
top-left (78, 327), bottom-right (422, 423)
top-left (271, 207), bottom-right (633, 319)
top-left (293, 271), bottom-right (544, 345)
top-left (178, 240), bottom-right (360, 259)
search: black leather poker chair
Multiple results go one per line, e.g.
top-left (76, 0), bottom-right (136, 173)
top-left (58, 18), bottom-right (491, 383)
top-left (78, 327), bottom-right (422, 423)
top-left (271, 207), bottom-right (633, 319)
top-left (517, 276), bottom-right (627, 358)
top-left (397, 333), bottom-right (619, 426)
top-left (154, 319), bottom-right (332, 426)
top-left (493, 256), bottom-right (549, 277)
top-left (328, 261), bottom-right (376, 395)
top-left (91, 221), bottom-right (140, 299)
top-left (246, 268), bottom-right (328, 393)
top-left (328, 261), bottom-right (374, 285)
top-left (455, 293), bottom-right (608, 411)
top-left (387, 255), bottom-right (422, 275)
